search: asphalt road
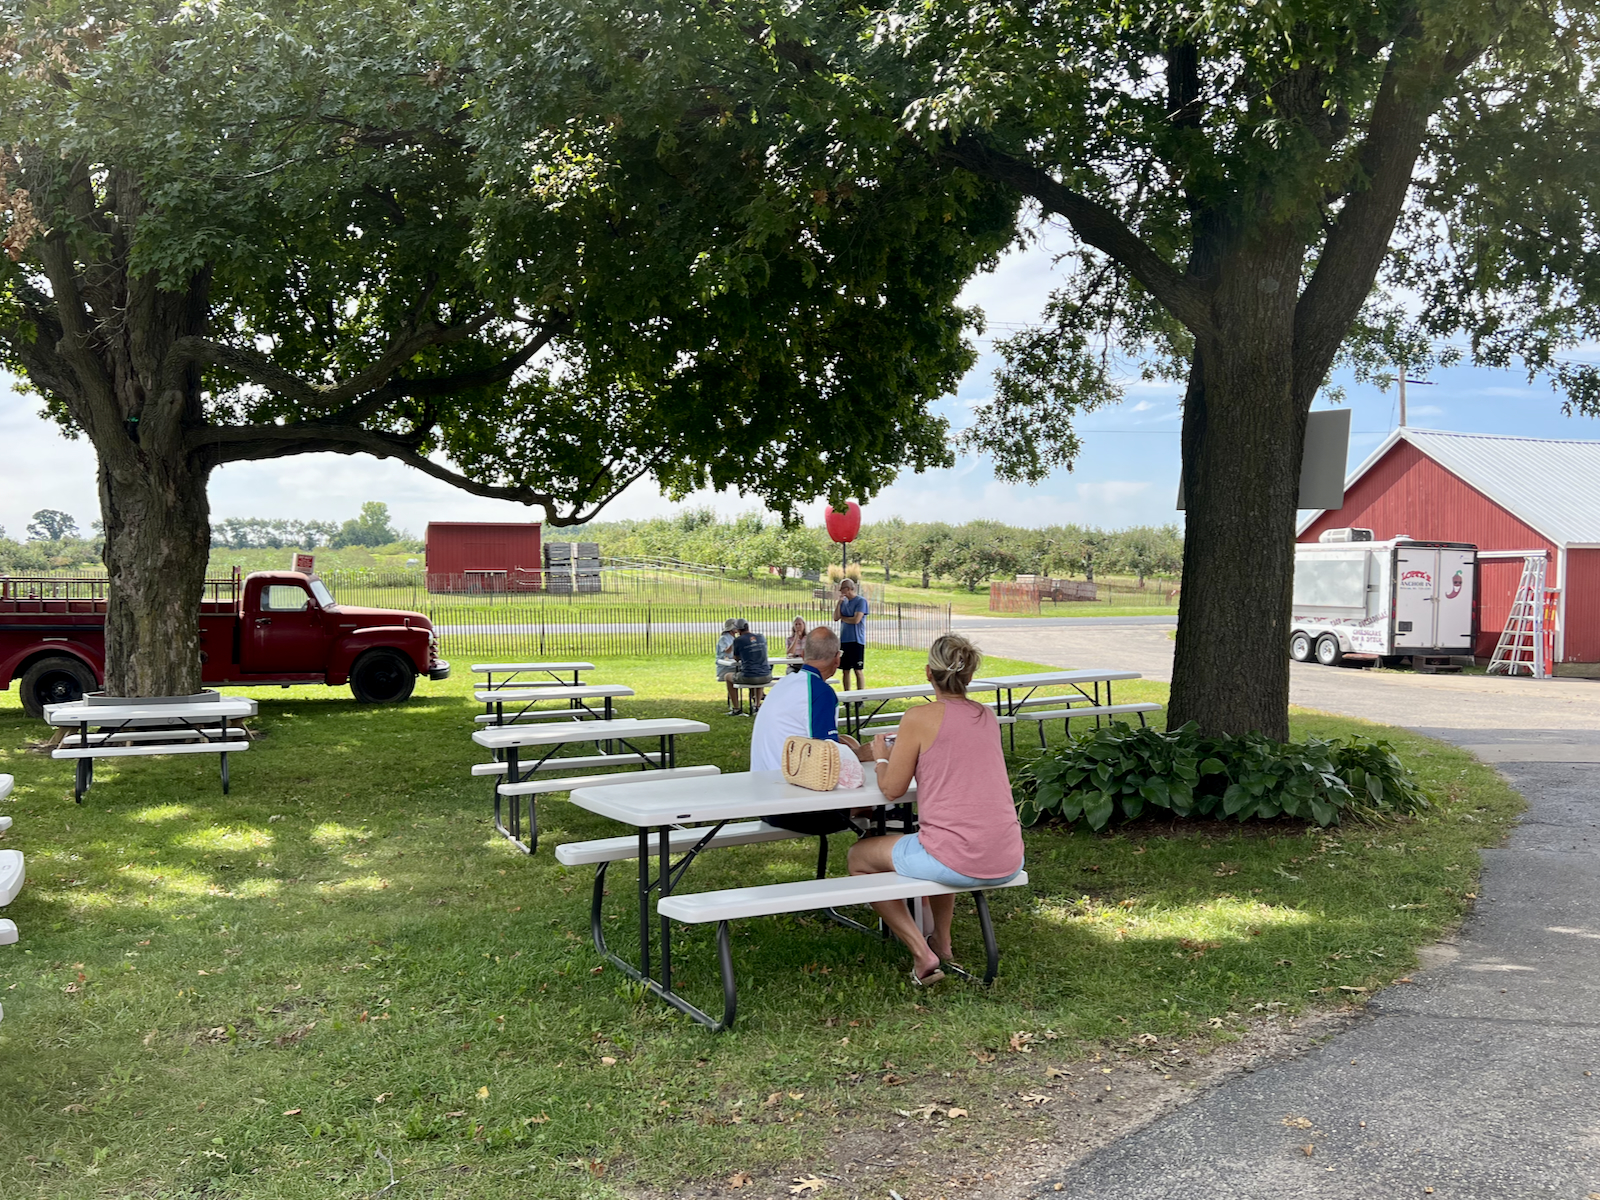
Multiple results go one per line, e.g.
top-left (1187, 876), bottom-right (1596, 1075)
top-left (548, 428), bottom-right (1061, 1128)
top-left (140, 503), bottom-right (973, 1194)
top-left (954, 618), bottom-right (1600, 1199)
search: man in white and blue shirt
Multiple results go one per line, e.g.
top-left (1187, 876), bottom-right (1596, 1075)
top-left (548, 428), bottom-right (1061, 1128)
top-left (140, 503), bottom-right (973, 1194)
top-left (750, 626), bottom-right (872, 835)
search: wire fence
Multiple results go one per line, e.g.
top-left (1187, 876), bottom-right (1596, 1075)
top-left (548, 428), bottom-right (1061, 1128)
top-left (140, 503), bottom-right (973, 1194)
top-left (418, 599), bottom-right (950, 660)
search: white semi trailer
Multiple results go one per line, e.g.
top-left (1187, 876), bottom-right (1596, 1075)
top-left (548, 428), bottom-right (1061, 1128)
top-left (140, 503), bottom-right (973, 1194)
top-left (1291, 530), bottom-right (1478, 667)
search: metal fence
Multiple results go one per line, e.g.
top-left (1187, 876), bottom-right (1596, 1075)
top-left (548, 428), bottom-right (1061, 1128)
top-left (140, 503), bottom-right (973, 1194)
top-left (422, 598), bottom-right (950, 660)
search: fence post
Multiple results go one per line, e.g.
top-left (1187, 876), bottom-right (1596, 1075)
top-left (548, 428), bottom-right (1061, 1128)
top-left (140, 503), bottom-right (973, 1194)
top-left (646, 603), bottom-right (651, 654)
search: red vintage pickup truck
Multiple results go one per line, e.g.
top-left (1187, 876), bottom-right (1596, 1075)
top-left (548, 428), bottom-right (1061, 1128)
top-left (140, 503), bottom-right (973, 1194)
top-left (0, 570), bottom-right (449, 717)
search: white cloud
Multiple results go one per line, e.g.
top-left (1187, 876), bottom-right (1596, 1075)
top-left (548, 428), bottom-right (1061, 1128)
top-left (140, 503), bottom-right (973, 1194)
top-left (1406, 404), bottom-right (1445, 417)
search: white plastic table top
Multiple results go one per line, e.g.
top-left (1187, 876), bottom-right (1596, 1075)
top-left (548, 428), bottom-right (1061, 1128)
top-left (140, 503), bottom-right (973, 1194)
top-left (832, 683), bottom-right (936, 704)
top-left (472, 684), bottom-right (635, 704)
top-left (570, 768), bottom-right (913, 827)
top-left (471, 662), bottom-right (596, 674)
top-left (472, 717), bottom-right (707, 751)
top-left (0, 774), bottom-right (11, 801)
top-left (972, 669), bottom-right (1142, 688)
top-left (45, 697), bottom-right (259, 725)
top-left (716, 657), bottom-right (803, 668)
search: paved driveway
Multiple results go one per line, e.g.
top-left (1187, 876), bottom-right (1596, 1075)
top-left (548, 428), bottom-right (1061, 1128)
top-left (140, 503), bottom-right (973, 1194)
top-left (960, 617), bottom-right (1600, 1199)
top-left (961, 616), bottom-right (1600, 734)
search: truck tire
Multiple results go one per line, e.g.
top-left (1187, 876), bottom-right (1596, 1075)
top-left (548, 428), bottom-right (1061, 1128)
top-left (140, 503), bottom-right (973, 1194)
top-left (20, 655), bottom-right (98, 718)
top-left (1288, 631), bottom-right (1313, 662)
top-left (349, 649), bottom-right (416, 704)
top-left (1314, 634), bottom-right (1344, 667)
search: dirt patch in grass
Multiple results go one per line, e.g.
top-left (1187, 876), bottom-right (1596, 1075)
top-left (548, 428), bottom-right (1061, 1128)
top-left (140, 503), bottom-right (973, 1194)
top-left (638, 1007), bottom-right (1356, 1200)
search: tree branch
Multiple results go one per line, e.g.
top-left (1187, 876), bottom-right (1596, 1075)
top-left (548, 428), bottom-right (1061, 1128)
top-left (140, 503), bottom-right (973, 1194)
top-left (188, 419), bottom-right (659, 524)
top-left (1293, 40), bottom-right (1483, 402)
top-left (943, 137), bottom-right (1213, 336)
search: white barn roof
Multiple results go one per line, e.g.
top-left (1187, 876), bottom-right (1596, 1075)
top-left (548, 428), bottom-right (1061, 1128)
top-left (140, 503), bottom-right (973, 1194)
top-left (1298, 428), bottom-right (1600, 548)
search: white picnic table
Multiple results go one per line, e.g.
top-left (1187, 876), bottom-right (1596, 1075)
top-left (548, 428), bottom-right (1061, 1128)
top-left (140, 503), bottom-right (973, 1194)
top-left (470, 717), bottom-right (709, 853)
top-left (45, 696), bottom-right (257, 802)
top-left (473, 682), bottom-right (635, 725)
top-left (471, 661), bottom-right (594, 686)
top-left (972, 668), bottom-right (1149, 747)
top-left (832, 683), bottom-right (936, 738)
top-left (566, 768), bottom-right (918, 1026)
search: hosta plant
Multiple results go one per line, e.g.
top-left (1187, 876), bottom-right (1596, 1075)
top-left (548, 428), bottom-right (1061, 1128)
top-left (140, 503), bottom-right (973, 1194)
top-left (1015, 722), bottom-right (1428, 832)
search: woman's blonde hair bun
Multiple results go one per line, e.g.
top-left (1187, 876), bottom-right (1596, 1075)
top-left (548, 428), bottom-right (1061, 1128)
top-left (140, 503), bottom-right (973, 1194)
top-left (927, 633), bottom-right (982, 696)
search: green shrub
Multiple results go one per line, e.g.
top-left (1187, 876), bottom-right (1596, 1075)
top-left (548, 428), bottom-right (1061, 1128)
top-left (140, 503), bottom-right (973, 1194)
top-left (1015, 721), bottom-right (1429, 831)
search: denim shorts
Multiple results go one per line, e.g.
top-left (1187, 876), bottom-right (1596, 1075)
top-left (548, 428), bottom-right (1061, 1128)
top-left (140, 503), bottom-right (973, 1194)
top-left (891, 832), bottom-right (1022, 889)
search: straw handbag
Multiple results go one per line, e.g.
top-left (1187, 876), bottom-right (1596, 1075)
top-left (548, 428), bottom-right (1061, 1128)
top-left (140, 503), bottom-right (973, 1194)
top-left (781, 736), bottom-right (841, 791)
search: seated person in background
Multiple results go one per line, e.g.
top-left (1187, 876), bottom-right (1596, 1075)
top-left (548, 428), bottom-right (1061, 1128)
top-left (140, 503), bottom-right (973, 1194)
top-left (715, 617), bottom-right (740, 715)
top-left (727, 619), bottom-right (773, 716)
top-left (846, 633), bottom-right (1024, 986)
top-left (785, 616), bottom-right (808, 673)
top-left (751, 626), bottom-right (873, 836)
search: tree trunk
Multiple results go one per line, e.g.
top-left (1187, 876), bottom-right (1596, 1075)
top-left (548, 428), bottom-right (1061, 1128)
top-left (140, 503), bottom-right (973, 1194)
top-left (99, 440), bottom-right (214, 698)
top-left (1167, 245), bottom-right (1307, 740)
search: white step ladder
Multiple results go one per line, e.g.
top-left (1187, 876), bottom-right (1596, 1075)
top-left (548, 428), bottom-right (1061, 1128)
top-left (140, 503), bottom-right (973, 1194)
top-left (1487, 556), bottom-right (1548, 677)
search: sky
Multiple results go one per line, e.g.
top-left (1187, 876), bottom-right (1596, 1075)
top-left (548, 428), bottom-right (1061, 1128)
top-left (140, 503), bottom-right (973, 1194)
top-left (3, 219), bottom-right (1598, 541)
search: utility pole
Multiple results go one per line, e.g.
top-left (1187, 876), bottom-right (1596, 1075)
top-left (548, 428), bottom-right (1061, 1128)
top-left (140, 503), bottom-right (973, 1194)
top-left (1398, 373), bottom-right (1407, 428)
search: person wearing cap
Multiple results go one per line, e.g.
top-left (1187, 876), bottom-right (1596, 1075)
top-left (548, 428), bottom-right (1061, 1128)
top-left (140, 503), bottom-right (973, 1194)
top-left (727, 618), bottom-right (773, 716)
top-left (715, 617), bottom-right (740, 715)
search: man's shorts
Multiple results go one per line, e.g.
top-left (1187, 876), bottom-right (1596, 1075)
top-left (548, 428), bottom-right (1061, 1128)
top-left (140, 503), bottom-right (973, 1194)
top-left (731, 674), bottom-right (773, 687)
top-left (839, 641), bottom-right (865, 671)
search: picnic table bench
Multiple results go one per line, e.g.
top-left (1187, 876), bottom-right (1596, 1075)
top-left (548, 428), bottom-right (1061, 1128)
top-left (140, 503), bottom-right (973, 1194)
top-left (471, 662), bottom-right (594, 689)
top-left (0, 773), bottom-right (20, 914)
top-left (45, 696), bottom-right (257, 802)
top-left (566, 769), bottom-right (1026, 1030)
top-left (471, 717), bottom-right (711, 854)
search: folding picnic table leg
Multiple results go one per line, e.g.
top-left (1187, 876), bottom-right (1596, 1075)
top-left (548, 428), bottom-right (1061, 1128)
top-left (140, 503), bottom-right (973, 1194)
top-left (220, 753), bottom-right (229, 794)
top-left (658, 827), bottom-right (673, 992)
top-left (637, 827), bottom-right (652, 980)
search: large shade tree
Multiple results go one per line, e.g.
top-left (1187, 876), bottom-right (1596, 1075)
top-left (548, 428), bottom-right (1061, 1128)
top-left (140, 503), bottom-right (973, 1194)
top-left (0, 0), bottom-right (1016, 698)
top-left (815, 0), bottom-right (1599, 737)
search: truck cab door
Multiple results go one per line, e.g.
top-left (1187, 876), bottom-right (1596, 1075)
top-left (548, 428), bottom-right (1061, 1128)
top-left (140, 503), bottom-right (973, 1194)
top-left (243, 582), bottom-right (328, 673)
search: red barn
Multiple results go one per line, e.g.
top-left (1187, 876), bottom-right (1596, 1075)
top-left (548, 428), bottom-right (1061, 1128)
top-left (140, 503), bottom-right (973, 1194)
top-left (1298, 429), bottom-right (1600, 670)
top-left (424, 522), bottom-right (542, 593)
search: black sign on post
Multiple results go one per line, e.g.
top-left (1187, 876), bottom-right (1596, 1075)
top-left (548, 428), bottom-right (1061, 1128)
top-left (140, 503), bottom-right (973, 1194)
top-left (1176, 408), bottom-right (1351, 512)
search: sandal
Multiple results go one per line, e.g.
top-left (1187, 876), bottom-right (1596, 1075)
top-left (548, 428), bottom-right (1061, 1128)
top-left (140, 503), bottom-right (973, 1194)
top-left (910, 965), bottom-right (946, 987)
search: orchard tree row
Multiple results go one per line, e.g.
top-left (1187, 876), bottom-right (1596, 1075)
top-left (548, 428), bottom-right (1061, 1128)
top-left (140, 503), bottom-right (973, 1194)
top-left (581, 512), bottom-right (1183, 592)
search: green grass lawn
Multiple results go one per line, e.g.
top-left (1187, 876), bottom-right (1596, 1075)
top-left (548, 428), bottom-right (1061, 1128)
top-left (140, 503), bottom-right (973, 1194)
top-left (0, 652), bottom-right (1519, 1198)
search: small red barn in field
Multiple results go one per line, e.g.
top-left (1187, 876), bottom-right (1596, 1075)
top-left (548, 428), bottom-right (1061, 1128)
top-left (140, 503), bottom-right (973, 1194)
top-left (424, 522), bottom-right (542, 593)
top-left (1298, 429), bottom-right (1600, 669)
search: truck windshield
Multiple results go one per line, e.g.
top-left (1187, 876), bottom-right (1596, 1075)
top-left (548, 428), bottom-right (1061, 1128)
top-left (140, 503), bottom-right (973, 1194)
top-left (309, 578), bottom-right (337, 609)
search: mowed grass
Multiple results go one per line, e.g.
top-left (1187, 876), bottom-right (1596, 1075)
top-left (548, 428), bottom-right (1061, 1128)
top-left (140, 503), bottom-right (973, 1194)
top-left (0, 649), bottom-right (1519, 1199)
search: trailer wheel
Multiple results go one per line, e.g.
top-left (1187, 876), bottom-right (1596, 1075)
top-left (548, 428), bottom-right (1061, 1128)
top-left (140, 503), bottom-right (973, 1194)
top-left (20, 655), bottom-right (97, 719)
top-left (1314, 634), bottom-right (1344, 667)
top-left (1288, 631), bottom-right (1313, 662)
top-left (349, 650), bottom-right (416, 704)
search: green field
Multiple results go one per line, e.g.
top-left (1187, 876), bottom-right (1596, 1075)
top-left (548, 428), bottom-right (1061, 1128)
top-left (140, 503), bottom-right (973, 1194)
top-left (0, 653), bottom-right (1517, 1198)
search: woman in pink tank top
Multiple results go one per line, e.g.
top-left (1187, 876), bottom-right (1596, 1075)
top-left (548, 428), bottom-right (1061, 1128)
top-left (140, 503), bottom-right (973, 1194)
top-left (846, 634), bottom-right (1024, 985)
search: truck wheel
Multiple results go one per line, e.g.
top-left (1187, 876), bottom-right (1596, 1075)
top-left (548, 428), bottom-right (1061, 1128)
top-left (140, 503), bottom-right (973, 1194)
top-left (1315, 634), bottom-right (1344, 667)
top-left (1288, 631), bottom-right (1313, 662)
top-left (349, 650), bottom-right (416, 704)
top-left (20, 655), bottom-right (97, 719)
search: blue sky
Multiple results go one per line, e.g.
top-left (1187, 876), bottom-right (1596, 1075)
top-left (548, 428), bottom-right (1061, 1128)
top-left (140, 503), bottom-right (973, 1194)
top-left (3, 219), bottom-right (1597, 540)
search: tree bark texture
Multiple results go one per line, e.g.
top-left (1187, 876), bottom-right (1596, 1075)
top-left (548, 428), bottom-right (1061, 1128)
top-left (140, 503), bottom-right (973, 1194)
top-left (98, 437), bottom-right (213, 699)
top-left (1168, 239), bottom-right (1309, 741)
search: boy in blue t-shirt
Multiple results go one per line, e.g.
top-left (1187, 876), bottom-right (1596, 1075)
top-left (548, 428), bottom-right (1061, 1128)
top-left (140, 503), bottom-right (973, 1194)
top-left (834, 578), bottom-right (868, 689)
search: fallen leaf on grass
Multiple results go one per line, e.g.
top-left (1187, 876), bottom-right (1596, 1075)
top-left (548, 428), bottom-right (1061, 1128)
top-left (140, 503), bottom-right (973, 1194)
top-left (282, 1108), bottom-right (302, 1117)
top-left (521, 1114), bottom-right (549, 1126)
top-left (1018, 1093), bottom-right (1052, 1106)
top-left (880, 1074), bottom-right (905, 1087)
top-left (1009, 1031), bottom-right (1035, 1053)
top-left (373, 1092), bottom-right (392, 1105)
top-left (271, 1022), bottom-right (316, 1048)
top-left (600, 1056), bottom-right (617, 1066)
top-left (970, 1049), bottom-right (996, 1063)
top-left (946, 1107), bottom-right (968, 1118)
top-left (60, 1104), bottom-right (89, 1114)
top-left (444, 1110), bottom-right (467, 1119)
top-left (789, 1176), bottom-right (825, 1194)
top-left (1046, 1066), bottom-right (1070, 1079)
top-left (729, 1173), bottom-right (752, 1188)
top-left (477, 1086), bottom-right (490, 1100)
top-left (1338, 986), bottom-right (1369, 994)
